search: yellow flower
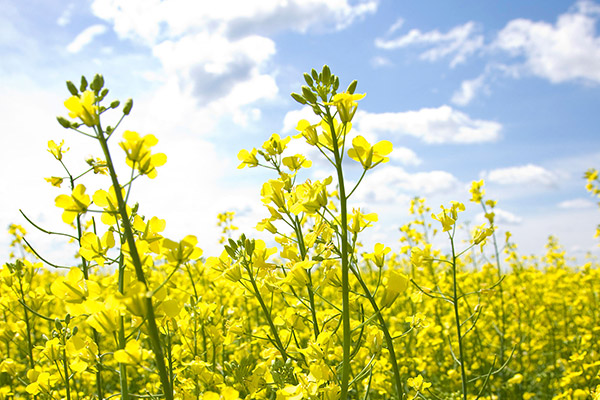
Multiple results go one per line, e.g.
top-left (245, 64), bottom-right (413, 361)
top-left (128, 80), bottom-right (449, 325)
top-left (262, 133), bottom-right (291, 156)
top-left (119, 130), bottom-right (167, 179)
top-left (47, 140), bottom-right (69, 161)
top-left (469, 179), bottom-right (485, 203)
top-left (431, 201), bottom-right (465, 232)
top-left (294, 119), bottom-right (319, 145)
top-left (114, 339), bottom-right (147, 365)
top-left (282, 154), bottom-right (312, 171)
top-left (162, 235), bottom-right (203, 265)
top-left (93, 186), bottom-right (129, 225)
top-left (348, 208), bottom-right (378, 234)
top-left (363, 243), bottom-right (391, 268)
top-left (326, 91), bottom-right (365, 122)
top-left (380, 269), bottom-right (408, 308)
top-left (237, 148), bottom-right (259, 169)
top-left (55, 184), bottom-right (91, 224)
top-left (64, 90), bottom-right (98, 127)
top-left (79, 231), bottom-right (115, 266)
top-left (407, 374), bottom-right (431, 391)
top-left (44, 176), bottom-right (64, 187)
top-left (507, 373), bottom-right (524, 384)
top-left (348, 135), bottom-right (393, 170)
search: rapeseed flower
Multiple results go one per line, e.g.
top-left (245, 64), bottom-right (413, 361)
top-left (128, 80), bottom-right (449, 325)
top-left (64, 90), bottom-right (98, 127)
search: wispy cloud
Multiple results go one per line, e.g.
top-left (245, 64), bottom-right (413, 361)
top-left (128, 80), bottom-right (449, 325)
top-left (375, 21), bottom-right (484, 67)
top-left (57, 3), bottom-right (74, 27)
top-left (66, 24), bottom-right (107, 53)
top-left (451, 74), bottom-right (487, 106)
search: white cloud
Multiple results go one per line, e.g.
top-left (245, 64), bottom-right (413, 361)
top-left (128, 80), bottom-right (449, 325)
top-left (57, 4), bottom-right (74, 27)
top-left (56, 3), bottom-right (75, 26)
top-left (89, 0), bottom-right (377, 130)
top-left (558, 198), bottom-right (596, 209)
top-left (387, 17), bottom-right (405, 34)
top-left (66, 25), bottom-right (108, 53)
top-left (371, 56), bottom-right (393, 68)
top-left (375, 21), bottom-right (483, 67)
top-left (355, 106), bottom-right (501, 144)
top-left (389, 146), bottom-right (422, 166)
top-left (451, 74), bottom-right (487, 106)
top-left (494, 0), bottom-right (600, 83)
top-left (481, 164), bottom-right (557, 186)
top-left (282, 106), bottom-right (321, 133)
top-left (91, 0), bottom-right (378, 44)
top-left (355, 165), bottom-right (460, 203)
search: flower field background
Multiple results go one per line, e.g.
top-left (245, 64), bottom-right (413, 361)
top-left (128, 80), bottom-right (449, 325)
top-left (1, 69), bottom-right (599, 400)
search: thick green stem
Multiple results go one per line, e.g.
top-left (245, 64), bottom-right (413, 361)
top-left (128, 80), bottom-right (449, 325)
top-left (450, 236), bottom-right (468, 400)
top-left (95, 127), bottom-right (173, 400)
top-left (62, 348), bottom-right (72, 400)
top-left (325, 110), bottom-right (351, 399)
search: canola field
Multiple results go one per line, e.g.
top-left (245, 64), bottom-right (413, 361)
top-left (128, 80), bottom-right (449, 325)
top-left (1, 68), bottom-right (599, 400)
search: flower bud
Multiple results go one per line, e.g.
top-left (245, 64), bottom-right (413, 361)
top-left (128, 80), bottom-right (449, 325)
top-left (110, 100), bottom-right (120, 109)
top-left (80, 75), bottom-right (88, 92)
top-left (90, 74), bottom-right (104, 92)
top-left (56, 116), bottom-right (72, 128)
top-left (311, 68), bottom-right (319, 81)
top-left (321, 65), bottom-right (331, 85)
top-left (123, 98), bottom-right (133, 115)
top-left (346, 80), bottom-right (358, 94)
top-left (303, 73), bottom-right (314, 87)
top-left (301, 86), bottom-right (317, 104)
top-left (291, 93), bottom-right (306, 105)
top-left (66, 81), bottom-right (78, 96)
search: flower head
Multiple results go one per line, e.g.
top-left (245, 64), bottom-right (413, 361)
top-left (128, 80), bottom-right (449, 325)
top-left (64, 90), bottom-right (98, 127)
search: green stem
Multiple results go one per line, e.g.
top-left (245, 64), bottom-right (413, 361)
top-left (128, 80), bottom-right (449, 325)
top-left (292, 216), bottom-right (320, 340)
top-left (351, 268), bottom-right (404, 399)
top-left (94, 126), bottom-right (173, 400)
top-left (450, 235), bottom-right (468, 400)
top-left (246, 265), bottom-right (289, 361)
top-left (325, 109), bottom-right (351, 399)
top-left (62, 348), bottom-right (72, 400)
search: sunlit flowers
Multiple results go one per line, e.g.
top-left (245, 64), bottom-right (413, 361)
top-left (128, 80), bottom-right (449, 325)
top-left (119, 130), bottom-right (167, 179)
top-left (407, 374), bottom-right (432, 392)
top-left (54, 184), bottom-right (91, 224)
top-left (79, 231), bottom-right (115, 266)
top-left (348, 135), bottom-right (393, 170)
top-left (64, 90), bottom-right (98, 127)
top-left (326, 91), bottom-right (365, 122)
top-left (47, 140), bottom-right (69, 161)
top-left (237, 148), bottom-right (259, 169)
top-left (431, 201), bottom-right (465, 232)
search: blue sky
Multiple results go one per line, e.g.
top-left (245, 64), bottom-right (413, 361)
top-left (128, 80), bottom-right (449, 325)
top-left (1, 0), bottom-right (599, 263)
